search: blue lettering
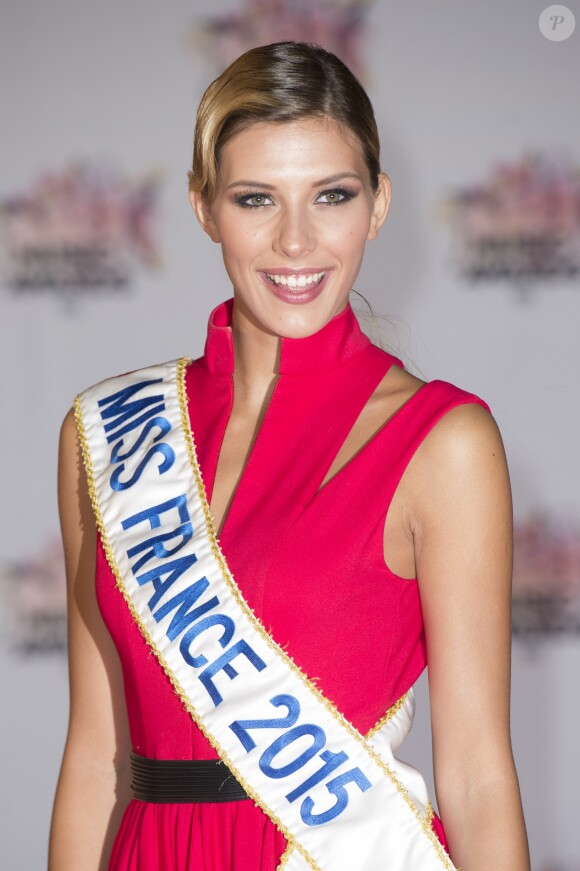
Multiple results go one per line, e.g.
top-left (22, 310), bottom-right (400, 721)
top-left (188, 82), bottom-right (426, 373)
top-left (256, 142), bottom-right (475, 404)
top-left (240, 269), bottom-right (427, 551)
top-left (123, 494), bottom-right (189, 531)
top-left (260, 724), bottom-right (326, 779)
top-left (110, 443), bottom-right (175, 491)
top-left (126, 522), bottom-right (193, 574)
top-left (154, 579), bottom-right (219, 640)
top-left (105, 404), bottom-right (167, 444)
top-left (123, 496), bottom-right (192, 572)
top-left (199, 640), bottom-right (267, 707)
top-left (136, 554), bottom-right (199, 611)
top-left (111, 416), bottom-right (171, 463)
top-left (98, 378), bottom-right (166, 442)
top-left (179, 614), bottom-right (235, 668)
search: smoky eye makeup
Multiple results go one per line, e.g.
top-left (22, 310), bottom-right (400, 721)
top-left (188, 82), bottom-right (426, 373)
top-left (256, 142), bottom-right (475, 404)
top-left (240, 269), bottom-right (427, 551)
top-left (232, 191), bottom-right (273, 208)
top-left (232, 185), bottom-right (360, 209)
top-left (315, 186), bottom-right (359, 205)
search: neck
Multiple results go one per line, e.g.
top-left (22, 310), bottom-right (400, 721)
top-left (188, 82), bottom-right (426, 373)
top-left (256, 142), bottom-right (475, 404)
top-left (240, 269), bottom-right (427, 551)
top-left (230, 300), bottom-right (281, 405)
top-left (203, 295), bottom-right (373, 384)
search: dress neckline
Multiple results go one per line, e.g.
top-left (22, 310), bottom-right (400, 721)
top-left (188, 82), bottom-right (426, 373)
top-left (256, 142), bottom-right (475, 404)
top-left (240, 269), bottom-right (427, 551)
top-left (203, 296), bottom-right (373, 376)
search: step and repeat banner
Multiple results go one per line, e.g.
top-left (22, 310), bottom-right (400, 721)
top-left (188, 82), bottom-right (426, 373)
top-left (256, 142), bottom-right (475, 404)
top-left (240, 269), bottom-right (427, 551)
top-left (1, 1), bottom-right (579, 867)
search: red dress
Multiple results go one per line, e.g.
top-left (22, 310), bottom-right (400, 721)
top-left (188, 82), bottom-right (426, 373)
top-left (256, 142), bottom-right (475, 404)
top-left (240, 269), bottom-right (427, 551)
top-left (97, 298), bottom-right (489, 870)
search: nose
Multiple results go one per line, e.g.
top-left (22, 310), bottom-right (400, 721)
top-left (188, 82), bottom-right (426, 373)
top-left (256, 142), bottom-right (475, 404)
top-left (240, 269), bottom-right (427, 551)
top-left (272, 205), bottom-right (315, 259)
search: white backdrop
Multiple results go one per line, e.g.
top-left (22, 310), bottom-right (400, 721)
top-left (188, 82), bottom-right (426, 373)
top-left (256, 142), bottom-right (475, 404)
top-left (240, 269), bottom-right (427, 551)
top-left (1, 1), bottom-right (579, 868)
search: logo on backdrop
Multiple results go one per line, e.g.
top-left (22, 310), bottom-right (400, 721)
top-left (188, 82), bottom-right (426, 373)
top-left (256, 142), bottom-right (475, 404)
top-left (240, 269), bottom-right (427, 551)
top-left (0, 539), bottom-right (67, 656)
top-left (0, 161), bottom-right (161, 300)
top-left (440, 150), bottom-right (580, 297)
top-left (512, 512), bottom-right (580, 638)
top-left (538, 5), bottom-right (576, 41)
top-left (189, 0), bottom-right (373, 78)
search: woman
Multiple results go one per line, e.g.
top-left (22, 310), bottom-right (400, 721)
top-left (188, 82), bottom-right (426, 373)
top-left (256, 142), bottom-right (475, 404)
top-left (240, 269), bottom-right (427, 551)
top-left (49, 41), bottom-right (530, 871)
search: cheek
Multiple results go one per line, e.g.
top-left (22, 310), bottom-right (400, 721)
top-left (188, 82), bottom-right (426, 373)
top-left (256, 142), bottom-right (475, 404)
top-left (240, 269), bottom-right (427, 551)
top-left (323, 212), bottom-right (371, 251)
top-left (217, 216), bottom-right (264, 260)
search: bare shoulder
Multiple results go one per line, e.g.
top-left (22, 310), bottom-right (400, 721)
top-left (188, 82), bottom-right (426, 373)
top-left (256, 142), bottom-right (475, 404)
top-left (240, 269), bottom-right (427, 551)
top-left (59, 405), bottom-right (79, 454)
top-left (57, 404), bottom-right (97, 561)
top-left (416, 399), bottom-right (504, 470)
top-left (370, 358), bottom-right (505, 487)
top-left (406, 397), bottom-right (510, 532)
top-left (58, 405), bottom-right (85, 492)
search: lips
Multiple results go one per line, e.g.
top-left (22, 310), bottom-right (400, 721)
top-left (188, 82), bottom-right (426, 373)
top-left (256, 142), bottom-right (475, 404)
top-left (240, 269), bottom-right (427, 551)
top-left (259, 268), bottom-right (331, 304)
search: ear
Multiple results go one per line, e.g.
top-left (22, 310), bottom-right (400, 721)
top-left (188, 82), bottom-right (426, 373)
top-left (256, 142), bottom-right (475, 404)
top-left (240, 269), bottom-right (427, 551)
top-left (367, 173), bottom-right (392, 241)
top-left (189, 189), bottom-right (221, 243)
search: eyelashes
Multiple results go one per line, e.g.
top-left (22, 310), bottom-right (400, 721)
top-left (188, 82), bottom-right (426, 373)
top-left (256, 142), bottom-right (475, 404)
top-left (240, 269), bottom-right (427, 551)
top-left (233, 192), bottom-right (272, 208)
top-left (232, 187), bottom-right (358, 209)
top-left (316, 188), bottom-right (357, 206)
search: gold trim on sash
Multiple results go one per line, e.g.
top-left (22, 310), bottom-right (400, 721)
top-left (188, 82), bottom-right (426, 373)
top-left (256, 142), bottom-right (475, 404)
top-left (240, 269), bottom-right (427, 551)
top-left (74, 357), bottom-right (454, 870)
top-left (277, 838), bottom-right (298, 870)
top-left (366, 691), bottom-right (410, 739)
top-left (174, 357), bottom-right (451, 868)
top-left (74, 370), bottom-right (320, 871)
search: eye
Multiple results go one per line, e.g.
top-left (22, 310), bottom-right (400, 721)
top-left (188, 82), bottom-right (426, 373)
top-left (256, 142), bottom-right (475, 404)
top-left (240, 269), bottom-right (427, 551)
top-left (233, 192), bottom-right (273, 208)
top-left (315, 188), bottom-right (356, 206)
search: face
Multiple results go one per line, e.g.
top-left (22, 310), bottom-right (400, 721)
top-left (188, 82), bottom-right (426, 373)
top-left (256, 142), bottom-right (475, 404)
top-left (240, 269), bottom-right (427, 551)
top-left (190, 117), bottom-right (391, 339)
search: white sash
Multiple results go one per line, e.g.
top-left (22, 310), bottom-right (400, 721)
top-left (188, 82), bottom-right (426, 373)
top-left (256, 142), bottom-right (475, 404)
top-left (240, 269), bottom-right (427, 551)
top-left (75, 358), bottom-right (456, 871)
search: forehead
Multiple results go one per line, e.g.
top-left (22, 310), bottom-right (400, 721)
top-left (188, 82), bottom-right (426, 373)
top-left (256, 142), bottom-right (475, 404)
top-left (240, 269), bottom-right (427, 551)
top-left (218, 117), bottom-right (367, 183)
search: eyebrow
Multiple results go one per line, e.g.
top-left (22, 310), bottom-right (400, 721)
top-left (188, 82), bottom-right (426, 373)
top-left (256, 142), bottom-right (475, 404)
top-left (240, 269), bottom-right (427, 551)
top-left (226, 172), bottom-right (363, 191)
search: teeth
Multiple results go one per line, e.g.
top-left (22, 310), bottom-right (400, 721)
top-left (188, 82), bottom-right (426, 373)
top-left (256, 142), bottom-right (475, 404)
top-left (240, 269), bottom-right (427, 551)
top-left (266, 271), bottom-right (325, 288)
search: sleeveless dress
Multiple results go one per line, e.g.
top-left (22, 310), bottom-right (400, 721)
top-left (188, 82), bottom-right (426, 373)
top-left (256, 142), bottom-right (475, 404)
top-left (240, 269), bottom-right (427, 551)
top-left (96, 297), bottom-right (489, 870)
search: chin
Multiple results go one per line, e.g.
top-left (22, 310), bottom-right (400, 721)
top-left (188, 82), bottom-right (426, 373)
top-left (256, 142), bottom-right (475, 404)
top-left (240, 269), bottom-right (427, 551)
top-left (233, 288), bottom-right (349, 339)
top-left (269, 305), bottom-right (342, 340)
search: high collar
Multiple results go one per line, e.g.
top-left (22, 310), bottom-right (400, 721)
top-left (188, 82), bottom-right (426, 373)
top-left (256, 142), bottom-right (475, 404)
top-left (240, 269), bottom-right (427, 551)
top-left (202, 297), bottom-right (373, 376)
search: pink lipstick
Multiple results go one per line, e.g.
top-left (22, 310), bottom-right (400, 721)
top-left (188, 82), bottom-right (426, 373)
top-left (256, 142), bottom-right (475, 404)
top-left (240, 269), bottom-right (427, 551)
top-left (259, 268), bottom-right (332, 305)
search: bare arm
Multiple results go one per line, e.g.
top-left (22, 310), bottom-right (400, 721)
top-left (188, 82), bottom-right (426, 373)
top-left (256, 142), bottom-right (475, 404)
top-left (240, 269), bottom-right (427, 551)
top-left (410, 403), bottom-right (529, 871)
top-left (48, 408), bottom-right (132, 871)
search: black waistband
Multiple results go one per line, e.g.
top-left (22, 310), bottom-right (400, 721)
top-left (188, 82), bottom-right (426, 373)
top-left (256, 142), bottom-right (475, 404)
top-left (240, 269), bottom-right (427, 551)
top-left (130, 752), bottom-right (250, 804)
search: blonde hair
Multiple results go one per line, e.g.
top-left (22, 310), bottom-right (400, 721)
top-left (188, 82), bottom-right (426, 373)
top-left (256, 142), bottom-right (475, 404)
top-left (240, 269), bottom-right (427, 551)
top-left (189, 41), bottom-right (381, 202)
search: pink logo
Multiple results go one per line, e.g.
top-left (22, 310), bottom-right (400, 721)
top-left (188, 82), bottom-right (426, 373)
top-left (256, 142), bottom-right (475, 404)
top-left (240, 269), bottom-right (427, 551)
top-left (0, 161), bottom-right (161, 301)
top-left (440, 150), bottom-right (580, 295)
top-left (190, 0), bottom-right (373, 78)
top-left (1, 539), bottom-right (67, 656)
top-left (512, 512), bottom-right (580, 636)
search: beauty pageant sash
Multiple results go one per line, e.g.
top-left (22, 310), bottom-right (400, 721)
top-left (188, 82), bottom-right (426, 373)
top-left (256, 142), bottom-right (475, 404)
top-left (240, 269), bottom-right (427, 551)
top-left (75, 358), bottom-right (456, 871)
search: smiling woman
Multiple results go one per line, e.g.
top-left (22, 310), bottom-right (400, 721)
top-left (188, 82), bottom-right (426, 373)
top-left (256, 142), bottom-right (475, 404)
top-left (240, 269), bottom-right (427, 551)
top-left (49, 41), bottom-right (530, 871)
top-left (188, 40), bottom-right (390, 339)
top-left (190, 116), bottom-right (390, 337)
